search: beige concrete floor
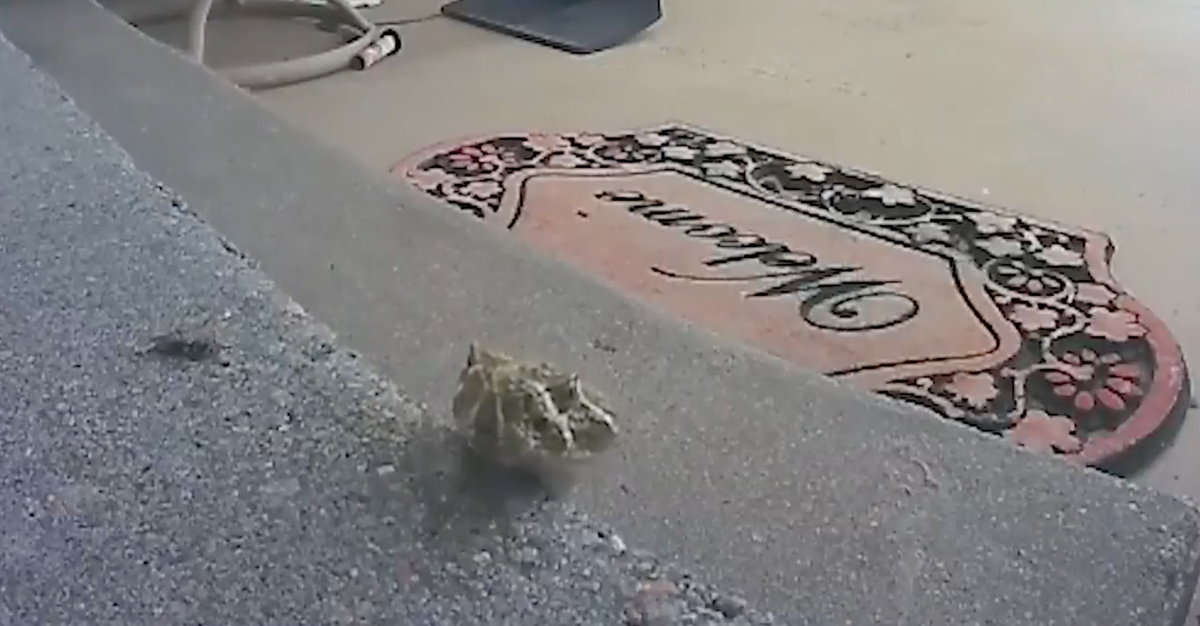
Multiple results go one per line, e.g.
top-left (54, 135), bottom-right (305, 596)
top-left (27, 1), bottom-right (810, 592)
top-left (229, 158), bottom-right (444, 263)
top-left (113, 0), bottom-right (1200, 612)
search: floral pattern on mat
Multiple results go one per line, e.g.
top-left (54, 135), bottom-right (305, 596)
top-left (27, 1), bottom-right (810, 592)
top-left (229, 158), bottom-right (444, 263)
top-left (398, 125), bottom-right (1187, 468)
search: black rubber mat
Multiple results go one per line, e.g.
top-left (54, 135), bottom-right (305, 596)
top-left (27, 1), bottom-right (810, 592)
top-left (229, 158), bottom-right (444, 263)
top-left (440, 0), bottom-right (662, 55)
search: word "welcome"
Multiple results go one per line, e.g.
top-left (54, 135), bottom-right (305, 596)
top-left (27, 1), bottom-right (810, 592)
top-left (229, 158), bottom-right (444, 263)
top-left (594, 189), bottom-right (920, 332)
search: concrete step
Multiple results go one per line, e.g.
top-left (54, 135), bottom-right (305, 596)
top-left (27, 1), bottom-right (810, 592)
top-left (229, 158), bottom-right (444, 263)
top-left (1, 1), bottom-right (1197, 624)
top-left (0, 27), bottom-right (775, 626)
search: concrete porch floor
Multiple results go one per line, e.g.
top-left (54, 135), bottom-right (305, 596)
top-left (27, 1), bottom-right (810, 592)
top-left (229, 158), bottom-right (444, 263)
top-left (103, 0), bottom-right (1200, 615)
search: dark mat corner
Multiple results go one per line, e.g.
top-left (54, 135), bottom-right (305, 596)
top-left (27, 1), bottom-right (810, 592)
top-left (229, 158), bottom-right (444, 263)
top-left (441, 0), bottom-right (662, 54)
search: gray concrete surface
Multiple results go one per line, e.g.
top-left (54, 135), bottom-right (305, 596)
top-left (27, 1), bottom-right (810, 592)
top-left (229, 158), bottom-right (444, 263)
top-left (3, 2), bottom-right (1200, 624)
top-left (0, 27), bottom-right (779, 626)
top-left (120, 0), bottom-right (1200, 499)
top-left (102, 0), bottom-right (1200, 516)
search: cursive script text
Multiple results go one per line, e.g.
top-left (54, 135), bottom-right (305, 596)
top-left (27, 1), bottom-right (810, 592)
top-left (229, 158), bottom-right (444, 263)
top-left (594, 189), bottom-right (920, 332)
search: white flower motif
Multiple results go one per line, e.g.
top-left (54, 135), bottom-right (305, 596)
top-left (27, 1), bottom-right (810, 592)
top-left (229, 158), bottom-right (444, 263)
top-left (1084, 307), bottom-right (1146, 342)
top-left (408, 167), bottom-right (453, 191)
top-left (547, 153), bottom-right (588, 168)
top-left (976, 236), bottom-right (1025, 258)
top-left (907, 221), bottom-right (951, 244)
top-left (862, 184), bottom-right (916, 206)
top-left (703, 161), bottom-right (743, 179)
top-left (635, 133), bottom-right (669, 147)
top-left (662, 146), bottom-right (698, 161)
top-left (1074, 282), bottom-right (1117, 306)
top-left (522, 134), bottom-right (570, 152)
top-left (944, 371), bottom-right (999, 409)
top-left (785, 161), bottom-right (834, 183)
top-left (1036, 244), bottom-right (1083, 267)
top-left (969, 211), bottom-right (1018, 235)
top-left (1009, 303), bottom-right (1059, 332)
top-left (462, 180), bottom-right (503, 198)
top-left (704, 141), bottom-right (746, 158)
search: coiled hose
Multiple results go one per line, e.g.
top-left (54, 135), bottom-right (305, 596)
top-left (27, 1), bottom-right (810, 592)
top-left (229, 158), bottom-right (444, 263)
top-left (183, 0), bottom-right (382, 89)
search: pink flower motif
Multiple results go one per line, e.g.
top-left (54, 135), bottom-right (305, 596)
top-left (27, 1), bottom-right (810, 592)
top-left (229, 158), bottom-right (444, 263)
top-left (634, 133), bottom-right (670, 147)
top-left (408, 167), bottom-right (453, 191)
top-left (1044, 349), bottom-right (1143, 411)
top-left (572, 133), bottom-right (607, 146)
top-left (523, 134), bottom-right (570, 152)
top-left (1084, 307), bottom-right (1146, 342)
top-left (446, 144), bottom-right (517, 172)
top-left (1009, 303), bottom-right (1058, 332)
top-left (1007, 410), bottom-right (1082, 454)
top-left (944, 372), bottom-right (999, 409)
top-left (547, 153), bottom-right (588, 168)
top-left (446, 148), bottom-right (487, 172)
top-left (462, 180), bottom-right (503, 198)
top-left (1074, 282), bottom-right (1117, 306)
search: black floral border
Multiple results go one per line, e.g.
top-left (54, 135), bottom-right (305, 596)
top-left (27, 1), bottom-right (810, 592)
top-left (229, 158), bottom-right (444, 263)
top-left (400, 125), bottom-right (1186, 465)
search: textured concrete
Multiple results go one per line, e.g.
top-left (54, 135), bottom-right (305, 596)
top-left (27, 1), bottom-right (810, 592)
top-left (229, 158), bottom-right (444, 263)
top-left (105, 0), bottom-right (1200, 494)
top-left (3, 2), bottom-right (1200, 624)
top-left (0, 27), bottom-right (776, 626)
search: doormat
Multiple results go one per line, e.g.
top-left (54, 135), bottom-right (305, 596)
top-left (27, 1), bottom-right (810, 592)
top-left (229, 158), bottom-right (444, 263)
top-left (392, 124), bottom-right (1189, 471)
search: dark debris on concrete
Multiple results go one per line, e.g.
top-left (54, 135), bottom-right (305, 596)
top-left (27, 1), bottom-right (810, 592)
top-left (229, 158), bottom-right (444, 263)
top-left (8, 5), bottom-right (1200, 623)
top-left (0, 30), bottom-right (774, 626)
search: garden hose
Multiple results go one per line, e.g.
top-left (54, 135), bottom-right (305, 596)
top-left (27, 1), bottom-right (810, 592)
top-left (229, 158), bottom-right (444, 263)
top-left (184, 0), bottom-right (382, 89)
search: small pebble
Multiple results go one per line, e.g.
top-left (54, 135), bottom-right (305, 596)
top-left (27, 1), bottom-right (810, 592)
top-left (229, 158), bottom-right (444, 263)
top-left (711, 593), bottom-right (749, 619)
top-left (609, 533), bottom-right (628, 555)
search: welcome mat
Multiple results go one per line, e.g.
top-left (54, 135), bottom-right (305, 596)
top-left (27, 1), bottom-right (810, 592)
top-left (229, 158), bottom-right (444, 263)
top-left (393, 124), bottom-right (1188, 470)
